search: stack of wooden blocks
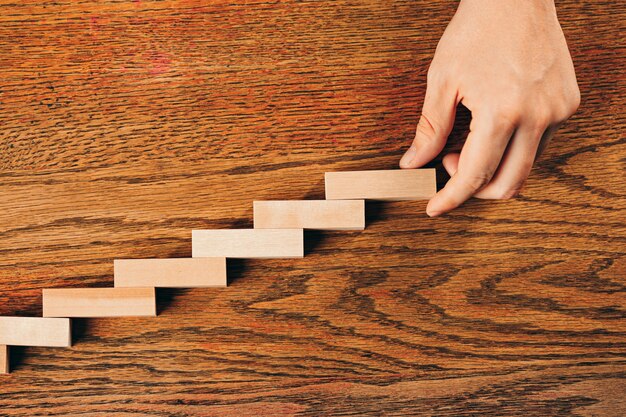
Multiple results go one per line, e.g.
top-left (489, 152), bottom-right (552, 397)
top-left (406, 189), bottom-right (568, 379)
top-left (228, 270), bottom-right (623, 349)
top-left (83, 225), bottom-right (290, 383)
top-left (1, 169), bottom-right (436, 374)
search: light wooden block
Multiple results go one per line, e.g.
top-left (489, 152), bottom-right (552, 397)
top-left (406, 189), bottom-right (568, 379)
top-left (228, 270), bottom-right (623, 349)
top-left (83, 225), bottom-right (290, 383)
top-left (192, 229), bottom-right (304, 259)
top-left (43, 287), bottom-right (156, 318)
top-left (0, 317), bottom-right (72, 347)
top-left (325, 169), bottom-right (437, 200)
top-left (1, 345), bottom-right (8, 374)
top-left (114, 258), bottom-right (227, 288)
top-left (253, 200), bottom-right (365, 230)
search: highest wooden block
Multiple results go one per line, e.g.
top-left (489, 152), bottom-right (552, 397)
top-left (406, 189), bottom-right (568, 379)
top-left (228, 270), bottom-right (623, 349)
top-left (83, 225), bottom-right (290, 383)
top-left (0, 316), bottom-right (72, 347)
top-left (253, 200), bottom-right (365, 230)
top-left (114, 258), bottom-right (227, 288)
top-left (43, 287), bottom-right (156, 318)
top-left (1, 345), bottom-right (9, 374)
top-left (325, 169), bottom-right (437, 200)
top-left (192, 229), bottom-right (304, 259)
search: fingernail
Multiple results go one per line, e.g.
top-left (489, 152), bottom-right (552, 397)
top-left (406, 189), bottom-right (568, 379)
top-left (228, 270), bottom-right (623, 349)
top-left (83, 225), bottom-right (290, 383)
top-left (400, 145), bottom-right (417, 168)
top-left (427, 210), bottom-right (442, 217)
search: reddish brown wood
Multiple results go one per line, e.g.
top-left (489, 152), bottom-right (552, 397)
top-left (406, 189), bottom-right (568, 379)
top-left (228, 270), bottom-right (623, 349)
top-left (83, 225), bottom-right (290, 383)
top-left (0, 0), bottom-right (624, 415)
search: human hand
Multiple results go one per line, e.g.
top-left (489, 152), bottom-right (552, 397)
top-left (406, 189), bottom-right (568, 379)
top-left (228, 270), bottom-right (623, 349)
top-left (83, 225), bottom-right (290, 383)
top-left (400, 0), bottom-right (580, 216)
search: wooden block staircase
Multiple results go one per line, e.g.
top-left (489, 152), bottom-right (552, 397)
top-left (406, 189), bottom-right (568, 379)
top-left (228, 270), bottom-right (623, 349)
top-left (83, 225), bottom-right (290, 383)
top-left (0, 168), bottom-right (436, 374)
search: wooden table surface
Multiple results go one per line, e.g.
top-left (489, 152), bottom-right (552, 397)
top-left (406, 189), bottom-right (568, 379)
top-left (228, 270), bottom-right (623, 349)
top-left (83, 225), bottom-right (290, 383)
top-left (1, 1), bottom-right (624, 415)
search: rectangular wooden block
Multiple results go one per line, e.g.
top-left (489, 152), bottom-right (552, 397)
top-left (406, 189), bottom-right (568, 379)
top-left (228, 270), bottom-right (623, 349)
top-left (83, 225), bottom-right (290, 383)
top-left (43, 287), bottom-right (156, 318)
top-left (325, 168), bottom-right (437, 200)
top-left (0, 316), bottom-right (72, 347)
top-left (192, 229), bottom-right (304, 259)
top-left (253, 200), bottom-right (365, 230)
top-left (114, 258), bottom-right (227, 288)
top-left (1, 345), bottom-right (8, 374)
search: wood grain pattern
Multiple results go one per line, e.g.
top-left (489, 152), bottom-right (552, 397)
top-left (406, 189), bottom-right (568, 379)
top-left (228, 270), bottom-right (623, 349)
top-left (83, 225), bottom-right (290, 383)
top-left (254, 200), bottom-right (365, 230)
top-left (43, 288), bottom-right (156, 318)
top-left (0, 0), bottom-right (624, 415)
top-left (114, 257), bottom-right (227, 288)
top-left (0, 316), bottom-right (72, 347)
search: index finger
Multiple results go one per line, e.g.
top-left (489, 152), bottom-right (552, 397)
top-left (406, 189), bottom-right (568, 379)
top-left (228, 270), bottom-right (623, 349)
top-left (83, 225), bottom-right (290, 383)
top-left (426, 114), bottom-right (516, 216)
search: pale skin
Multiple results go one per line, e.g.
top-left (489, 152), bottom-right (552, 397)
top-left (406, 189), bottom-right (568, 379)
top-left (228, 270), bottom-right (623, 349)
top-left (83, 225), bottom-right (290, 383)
top-left (400, 0), bottom-right (580, 216)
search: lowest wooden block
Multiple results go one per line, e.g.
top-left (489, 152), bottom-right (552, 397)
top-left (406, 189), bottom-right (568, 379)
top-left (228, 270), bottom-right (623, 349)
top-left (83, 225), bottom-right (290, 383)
top-left (0, 316), bottom-right (72, 347)
top-left (1, 345), bottom-right (8, 374)
top-left (43, 287), bottom-right (156, 318)
top-left (325, 168), bottom-right (437, 200)
top-left (192, 229), bottom-right (304, 259)
top-left (253, 200), bottom-right (365, 230)
top-left (114, 258), bottom-right (227, 288)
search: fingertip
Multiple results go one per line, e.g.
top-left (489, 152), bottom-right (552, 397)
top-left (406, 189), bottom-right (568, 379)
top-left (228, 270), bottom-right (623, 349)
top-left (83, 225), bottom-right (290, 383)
top-left (426, 194), bottom-right (447, 217)
top-left (426, 208), bottom-right (443, 218)
top-left (399, 145), bottom-right (418, 168)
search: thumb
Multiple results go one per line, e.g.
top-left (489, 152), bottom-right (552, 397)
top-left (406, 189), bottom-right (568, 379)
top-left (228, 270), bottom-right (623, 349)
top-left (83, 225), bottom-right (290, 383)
top-left (400, 78), bottom-right (457, 168)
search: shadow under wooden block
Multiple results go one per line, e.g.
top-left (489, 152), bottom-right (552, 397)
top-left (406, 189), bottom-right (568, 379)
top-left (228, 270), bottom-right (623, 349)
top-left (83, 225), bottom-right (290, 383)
top-left (365, 201), bottom-right (391, 227)
top-left (114, 258), bottom-right (227, 288)
top-left (226, 258), bottom-right (249, 285)
top-left (253, 200), bottom-right (365, 230)
top-left (70, 318), bottom-right (91, 345)
top-left (192, 229), bottom-right (304, 259)
top-left (6, 345), bottom-right (26, 375)
top-left (155, 288), bottom-right (190, 316)
top-left (303, 230), bottom-right (328, 256)
top-left (0, 317), bottom-right (72, 347)
top-left (43, 288), bottom-right (156, 318)
top-left (325, 169), bottom-right (437, 200)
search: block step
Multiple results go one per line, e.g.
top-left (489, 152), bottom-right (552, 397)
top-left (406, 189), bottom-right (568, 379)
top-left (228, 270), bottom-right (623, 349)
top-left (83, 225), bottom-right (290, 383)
top-left (43, 287), bottom-right (156, 318)
top-left (114, 257), bottom-right (227, 288)
top-left (325, 168), bottom-right (436, 200)
top-left (192, 228), bottom-right (304, 259)
top-left (253, 200), bottom-right (365, 230)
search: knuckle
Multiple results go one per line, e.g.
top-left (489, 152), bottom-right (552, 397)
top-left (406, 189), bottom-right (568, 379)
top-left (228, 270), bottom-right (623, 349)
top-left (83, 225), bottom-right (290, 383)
top-left (489, 102), bottom-right (522, 128)
top-left (497, 179), bottom-right (527, 200)
top-left (459, 171), bottom-right (493, 192)
top-left (416, 114), bottom-right (438, 139)
top-left (554, 90), bottom-right (581, 122)
top-left (527, 107), bottom-right (552, 129)
top-left (525, 113), bottom-right (550, 131)
top-left (567, 90), bottom-right (581, 116)
top-left (534, 116), bottom-right (552, 130)
top-left (426, 65), bottom-right (446, 87)
top-left (499, 187), bottom-right (522, 200)
top-left (494, 113), bottom-right (519, 132)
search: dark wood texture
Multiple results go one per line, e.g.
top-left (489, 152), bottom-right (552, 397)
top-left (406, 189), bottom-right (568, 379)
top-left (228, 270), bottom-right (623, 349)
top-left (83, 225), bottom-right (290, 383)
top-left (0, 0), bottom-right (624, 415)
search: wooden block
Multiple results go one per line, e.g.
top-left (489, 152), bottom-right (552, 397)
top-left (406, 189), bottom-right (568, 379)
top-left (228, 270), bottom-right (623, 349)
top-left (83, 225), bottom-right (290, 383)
top-left (254, 200), bottom-right (365, 230)
top-left (192, 229), bottom-right (304, 259)
top-left (0, 317), bottom-right (72, 347)
top-left (325, 168), bottom-right (437, 200)
top-left (114, 258), bottom-right (227, 288)
top-left (1, 345), bottom-right (8, 374)
top-left (43, 287), bottom-right (156, 318)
